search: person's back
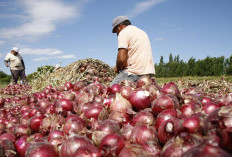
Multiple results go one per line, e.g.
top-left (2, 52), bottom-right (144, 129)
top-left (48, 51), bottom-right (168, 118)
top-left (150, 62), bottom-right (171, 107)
top-left (118, 25), bottom-right (155, 75)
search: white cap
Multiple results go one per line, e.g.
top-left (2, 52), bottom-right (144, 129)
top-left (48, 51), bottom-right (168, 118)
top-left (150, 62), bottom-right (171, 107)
top-left (12, 47), bottom-right (19, 52)
top-left (112, 16), bottom-right (129, 33)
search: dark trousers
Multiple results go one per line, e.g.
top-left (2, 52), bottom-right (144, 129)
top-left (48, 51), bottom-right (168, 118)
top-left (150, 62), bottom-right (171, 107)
top-left (10, 69), bottom-right (27, 84)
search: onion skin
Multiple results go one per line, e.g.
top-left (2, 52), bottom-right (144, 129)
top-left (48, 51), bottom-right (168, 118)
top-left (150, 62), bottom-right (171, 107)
top-left (161, 82), bottom-right (181, 99)
top-left (25, 142), bottom-right (58, 157)
top-left (118, 144), bottom-right (152, 157)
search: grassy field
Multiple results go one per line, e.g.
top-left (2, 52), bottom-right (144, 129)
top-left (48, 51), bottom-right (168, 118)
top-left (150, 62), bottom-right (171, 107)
top-left (0, 75), bottom-right (232, 89)
top-left (155, 75), bottom-right (232, 84)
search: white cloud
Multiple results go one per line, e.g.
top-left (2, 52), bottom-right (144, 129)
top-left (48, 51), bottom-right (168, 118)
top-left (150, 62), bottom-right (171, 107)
top-left (155, 38), bottom-right (165, 41)
top-left (57, 55), bottom-right (76, 59)
top-left (20, 48), bottom-right (63, 56)
top-left (127, 0), bottom-right (166, 18)
top-left (32, 54), bottom-right (76, 61)
top-left (0, 0), bottom-right (80, 40)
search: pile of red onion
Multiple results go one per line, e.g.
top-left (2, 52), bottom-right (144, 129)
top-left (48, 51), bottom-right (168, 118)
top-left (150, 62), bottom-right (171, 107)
top-left (0, 75), bottom-right (231, 157)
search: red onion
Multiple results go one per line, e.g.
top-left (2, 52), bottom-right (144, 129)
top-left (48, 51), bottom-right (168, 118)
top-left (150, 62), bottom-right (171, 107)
top-left (161, 82), bottom-right (181, 98)
top-left (202, 96), bottom-right (214, 106)
top-left (0, 97), bottom-right (4, 107)
top-left (182, 143), bottom-right (232, 157)
top-left (60, 136), bottom-right (93, 157)
top-left (151, 94), bottom-right (179, 117)
top-left (157, 118), bottom-right (181, 144)
top-left (103, 95), bottom-right (115, 108)
top-left (132, 110), bottom-right (155, 126)
top-left (130, 124), bottom-right (157, 145)
top-left (108, 84), bottom-right (121, 94)
top-left (14, 124), bottom-right (31, 137)
top-left (142, 141), bottom-right (161, 156)
top-left (180, 101), bottom-right (201, 117)
top-left (161, 133), bottom-right (204, 156)
top-left (15, 136), bottom-right (30, 157)
top-left (156, 109), bottom-right (182, 130)
top-left (84, 105), bottom-right (108, 120)
top-left (100, 133), bottom-right (125, 156)
top-left (120, 86), bottom-right (133, 100)
top-left (60, 98), bottom-right (74, 111)
top-left (110, 93), bottom-right (132, 113)
top-left (48, 130), bottom-right (65, 141)
top-left (74, 145), bottom-right (103, 157)
top-left (118, 144), bottom-right (151, 157)
top-left (73, 81), bottom-right (87, 91)
top-left (64, 82), bottom-right (74, 90)
top-left (108, 111), bottom-right (131, 125)
top-left (121, 123), bottom-right (133, 141)
top-left (128, 89), bottom-right (151, 111)
top-left (202, 102), bottom-right (220, 114)
top-left (136, 75), bottom-right (152, 88)
top-left (63, 118), bottom-right (85, 135)
top-left (29, 116), bottom-right (43, 133)
top-left (0, 133), bottom-right (16, 143)
top-left (182, 115), bottom-right (202, 134)
top-left (25, 142), bottom-right (58, 157)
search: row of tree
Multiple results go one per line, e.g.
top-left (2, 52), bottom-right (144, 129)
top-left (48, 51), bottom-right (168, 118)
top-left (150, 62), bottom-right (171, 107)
top-left (155, 54), bottom-right (232, 77)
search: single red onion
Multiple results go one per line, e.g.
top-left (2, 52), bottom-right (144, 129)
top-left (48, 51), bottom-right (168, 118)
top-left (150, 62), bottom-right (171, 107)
top-left (132, 110), bottom-right (155, 126)
top-left (151, 94), bottom-right (179, 117)
top-left (202, 102), bottom-right (220, 114)
top-left (100, 133), bottom-right (125, 156)
top-left (128, 89), bottom-right (151, 111)
top-left (202, 96), bottom-right (214, 106)
top-left (161, 82), bottom-right (181, 98)
top-left (60, 136), bottom-right (93, 157)
top-left (29, 116), bottom-right (43, 133)
top-left (84, 106), bottom-right (108, 120)
top-left (110, 93), bottom-right (132, 113)
top-left (180, 101), bottom-right (201, 117)
top-left (157, 118), bottom-right (181, 144)
top-left (15, 136), bottom-right (30, 157)
top-left (64, 82), bottom-right (74, 90)
top-left (59, 98), bottom-right (73, 111)
top-left (0, 133), bottom-right (16, 143)
top-left (108, 111), bottom-right (131, 125)
top-left (130, 124), bottom-right (157, 145)
top-left (182, 115), bottom-right (202, 134)
top-left (156, 109), bottom-right (182, 130)
top-left (25, 142), bottom-right (58, 157)
top-left (108, 84), bottom-right (121, 95)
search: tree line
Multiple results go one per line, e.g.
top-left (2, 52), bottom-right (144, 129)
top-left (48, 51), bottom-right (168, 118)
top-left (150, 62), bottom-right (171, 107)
top-left (155, 54), bottom-right (232, 77)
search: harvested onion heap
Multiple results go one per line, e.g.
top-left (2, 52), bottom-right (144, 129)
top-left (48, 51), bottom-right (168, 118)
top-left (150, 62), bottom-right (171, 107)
top-left (0, 84), bottom-right (31, 96)
top-left (31, 58), bottom-right (116, 92)
top-left (0, 76), bottom-right (231, 157)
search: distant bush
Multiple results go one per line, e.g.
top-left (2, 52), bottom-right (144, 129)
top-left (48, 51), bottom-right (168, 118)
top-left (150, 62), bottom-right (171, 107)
top-left (0, 71), bottom-right (11, 83)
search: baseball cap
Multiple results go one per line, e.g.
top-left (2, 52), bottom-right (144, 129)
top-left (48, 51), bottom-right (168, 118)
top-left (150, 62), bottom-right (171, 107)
top-left (112, 16), bottom-right (129, 33)
top-left (12, 47), bottom-right (19, 52)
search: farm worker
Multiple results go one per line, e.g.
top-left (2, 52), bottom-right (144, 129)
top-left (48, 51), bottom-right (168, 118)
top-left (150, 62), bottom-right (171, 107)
top-left (110, 16), bottom-right (156, 86)
top-left (4, 47), bottom-right (28, 85)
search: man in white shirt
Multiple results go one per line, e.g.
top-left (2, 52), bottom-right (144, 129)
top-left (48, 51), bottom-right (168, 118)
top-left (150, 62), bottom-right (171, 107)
top-left (4, 47), bottom-right (28, 84)
top-left (110, 16), bottom-right (156, 86)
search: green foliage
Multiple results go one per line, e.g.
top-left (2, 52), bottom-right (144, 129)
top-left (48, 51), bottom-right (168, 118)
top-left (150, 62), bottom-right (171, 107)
top-left (0, 71), bottom-right (11, 83)
top-left (27, 65), bottom-right (55, 82)
top-left (155, 54), bottom-right (232, 78)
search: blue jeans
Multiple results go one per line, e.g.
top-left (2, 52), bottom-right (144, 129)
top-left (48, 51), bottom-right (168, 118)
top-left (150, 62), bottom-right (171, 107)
top-left (110, 70), bottom-right (140, 86)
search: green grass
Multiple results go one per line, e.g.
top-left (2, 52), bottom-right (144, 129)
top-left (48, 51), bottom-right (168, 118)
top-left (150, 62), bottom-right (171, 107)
top-left (0, 83), bottom-right (8, 89)
top-left (155, 75), bottom-right (232, 84)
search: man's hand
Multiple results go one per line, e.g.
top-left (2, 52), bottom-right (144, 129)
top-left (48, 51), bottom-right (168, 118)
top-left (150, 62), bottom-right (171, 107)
top-left (6, 64), bottom-right (9, 67)
top-left (114, 66), bottom-right (118, 73)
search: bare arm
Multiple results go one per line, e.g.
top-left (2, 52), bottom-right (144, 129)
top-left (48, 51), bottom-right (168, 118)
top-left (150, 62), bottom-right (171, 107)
top-left (115, 48), bottom-right (128, 73)
top-left (4, 60), bottom-right (9, 67)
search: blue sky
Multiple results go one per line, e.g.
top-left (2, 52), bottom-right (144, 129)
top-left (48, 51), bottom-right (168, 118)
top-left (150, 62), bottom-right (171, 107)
top-left (0, 0), bottom-right (231, 75)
